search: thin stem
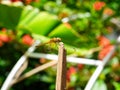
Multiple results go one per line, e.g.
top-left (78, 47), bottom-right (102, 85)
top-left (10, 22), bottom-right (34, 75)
top-left (12, 61), bottom-right (57, 85)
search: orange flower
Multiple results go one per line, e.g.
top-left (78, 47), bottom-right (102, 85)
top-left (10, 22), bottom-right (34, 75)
top-left (98, 45), bottom-right (114, 60)
top-left (93, 1), bottom-right (105, 11)
top-left (97, 36), bottom-right (111, 47)
top-left (64, 22), bottom-right (72, 29)
top-left (39, 58), bottom-right (47, 64)
top-left (97, 35), bottom-right (114, 60)
top-left (103, 8), bottom-right (114, 16)
top-left (22, 34), bottom-right (34, 46)
top-left (0, 34), bottom-right (10, 43)
top-left (1, 28), bottom-right (7, 32)
top-left (25, 0), bottom-right (32, 4)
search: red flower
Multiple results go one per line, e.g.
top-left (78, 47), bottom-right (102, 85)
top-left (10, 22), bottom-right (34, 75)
top-left (0, 34), bottom-right (10, 43)
top-left (25, 0), bottom-right (32, 4)
top-left (93, 1), bottom-right (105, 11)
top-left (0, 41), bottom-right (3, 47)
top-left (97, 36), bottom-right (110, 47)
top-left (97, 35), bottom-right (114, 60)
top-left (22, 34), bottom-right (34, 46)
top-left (98, 45), bottom-right (114, 60)
top-left (77, 64), bottom-right (84, 70)
top-left (67, 67), bottom-right (76, 82)
top-left (1, 28), bottom-right (7, 32)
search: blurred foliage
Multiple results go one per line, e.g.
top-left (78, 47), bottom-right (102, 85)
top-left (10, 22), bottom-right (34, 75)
top-left (0, 0), bottom-right (120, 90)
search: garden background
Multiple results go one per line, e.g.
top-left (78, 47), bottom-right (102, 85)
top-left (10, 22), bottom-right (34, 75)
top-left (0, 0), bottom-right (120, 90)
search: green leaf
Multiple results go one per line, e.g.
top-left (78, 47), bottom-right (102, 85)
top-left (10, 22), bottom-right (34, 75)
top-left (48, 23), bottom-right (81, 45)
top-left (0, 4), bottom-right (23, 29)
top-left (92, 80), bottom-right (107, 90)
top-left (19, 5), bottom-right (34, 22)
top-left (18, 7), bottom-right (39, 27)
top-left (27, 12), bottom-right (60, 35)
top-left (113, 82), bottom-right (120, 90)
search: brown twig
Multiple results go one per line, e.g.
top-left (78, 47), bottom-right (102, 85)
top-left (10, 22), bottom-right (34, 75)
top-left (56, 42), bottom-right (67, 90)
top-left (11, 61), bottom-right (57, 85)
top-left (14, 60), bottom-right (28, 80)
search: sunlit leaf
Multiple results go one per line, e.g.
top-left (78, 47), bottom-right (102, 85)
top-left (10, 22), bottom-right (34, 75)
top-left (113, 82), bottom-right (120, 90)
top-left (26, 12), bottom-right (60, 35)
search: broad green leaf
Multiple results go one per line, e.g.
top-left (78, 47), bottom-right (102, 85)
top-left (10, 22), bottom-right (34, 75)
top-left (27, 12), bottom-right (60, 35)
top-left (32, 33), bottom-right (49, 42)
top-left (0, 4), bottom-right (22, 29)
top-left (18, 7), bottom-right (39, 27)
top-left (19, 5), bottom-right (34, 22)
top-left (48, 23), bottom-right (81, 45)
top-left (92, 80), bottom-right (107, 90)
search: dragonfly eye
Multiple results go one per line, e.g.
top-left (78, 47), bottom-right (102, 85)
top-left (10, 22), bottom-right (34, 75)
top-left (55, 38), bottom-right (61, 42)
top-left (50, 38), bottom-right (61, 43)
